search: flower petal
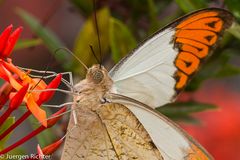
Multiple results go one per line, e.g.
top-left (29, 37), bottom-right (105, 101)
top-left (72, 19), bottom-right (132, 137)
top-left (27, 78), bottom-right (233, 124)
top-left (37, 74), bottom-right (62, 104)
top-left (47, 106), bottom-right (66, 128)
top-left (0, 63), bottom-right (9, 81)
top-left (0, 25), bottom-right (13, 55)
top-left (0, 82), bottom-right (13, 109)
top-left (32, 78), bottom-right (47, 90)
top-left (3, 60), bottom-right (30, 82)
top-left (1, 65), bottom-right (23, 91)
top-left (26, 95), bottom-right (47, 127)
top-left (37, 144), bottom-right (44, 160)
top-left (2, 27), bottom-right (23, 58)
top-left (9, 73), bottom-right (22, 91)
top-left (42, 139), bottom-right (63, 155)
top-left (9, 84), bottom-right (29, 109)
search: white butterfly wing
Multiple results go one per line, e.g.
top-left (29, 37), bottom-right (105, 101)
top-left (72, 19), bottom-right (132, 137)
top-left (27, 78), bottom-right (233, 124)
top-left (109, 8), bottom-right (233, 108)
top-left (110, 29), bottom-right (177, 108)
top-left (109, 94), bottom-right (212, 160)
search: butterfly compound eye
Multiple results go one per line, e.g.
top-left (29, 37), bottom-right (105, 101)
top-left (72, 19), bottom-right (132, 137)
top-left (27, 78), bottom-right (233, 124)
top-left (93, 70), bottom-right (104, 84)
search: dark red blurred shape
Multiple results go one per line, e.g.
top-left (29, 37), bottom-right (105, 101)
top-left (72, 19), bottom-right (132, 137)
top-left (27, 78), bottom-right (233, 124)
top-left (180, 82), bottom-right (240, 160)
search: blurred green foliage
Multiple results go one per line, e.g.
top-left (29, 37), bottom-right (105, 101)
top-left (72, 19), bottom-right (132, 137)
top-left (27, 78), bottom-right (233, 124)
top-left (0, 117), bottom-right (16, 160)
top-left (73, 8), bottom-right (110, 74)
top-left (15, 39), bottom-right (42, 51)
top-left (16, 8), bottom-right (69, 68)
top-left (225, 0), bottom-right (240, 19)
top-left (0, 117), bottom-right (15, 151)
top-left (175, 0), bottom-right (209, 13)
top-left (12, 0), bottom-right (240, 131)
top-left (158, 101), bottom-right (217, 124)
top-left (110, 17), bottom-right (137, 63)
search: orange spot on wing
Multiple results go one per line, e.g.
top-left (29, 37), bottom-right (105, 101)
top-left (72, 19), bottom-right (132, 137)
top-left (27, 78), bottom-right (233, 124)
top-left (175, 71), bottom-right (188, 89)
top-left (187, 144), bottom-right (210, 160)
top-left (173, 9), bottom-right (233, 91)
top-left (176, 11), bottom-right (218, 29)
top-left (178, 17), bottom-right (223, 32)
top-left (176, 30), bottom-right (217, 46)
top-left (175, 52), bottom-right (200, 75)
top-left (176, 38), bottom-right (209, 58)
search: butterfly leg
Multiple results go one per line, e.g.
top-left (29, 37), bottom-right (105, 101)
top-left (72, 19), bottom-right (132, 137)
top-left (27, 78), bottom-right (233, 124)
top-left (18, 66), bottom-right (74, 91)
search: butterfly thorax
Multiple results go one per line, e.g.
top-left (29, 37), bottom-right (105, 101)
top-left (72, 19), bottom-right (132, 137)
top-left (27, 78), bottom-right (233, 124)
top-left (73, 64), bottom-right (113, 111)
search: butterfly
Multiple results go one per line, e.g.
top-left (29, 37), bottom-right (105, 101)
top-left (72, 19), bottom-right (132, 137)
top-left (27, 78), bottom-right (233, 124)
top-left (60, 8), bottom-right (233, 160)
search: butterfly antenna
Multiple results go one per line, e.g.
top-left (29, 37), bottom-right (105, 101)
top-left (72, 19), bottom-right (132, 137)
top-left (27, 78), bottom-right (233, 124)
top-left (55, 47), bottom-right (88, 71)
top-left (29, 47), bottom-right (75, 92)
top-left (92, 0), bottom-right (102, 67)
top-left (31, 65), bottom-right (50, 91)
top-left (89, 45), bottom-right (101, 64)
top-left (30, 54), bottom-right (54, 91)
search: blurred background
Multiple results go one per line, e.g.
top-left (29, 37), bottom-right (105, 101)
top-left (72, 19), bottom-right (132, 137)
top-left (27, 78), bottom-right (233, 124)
top-left (0, 0), bottom-right (240, 159)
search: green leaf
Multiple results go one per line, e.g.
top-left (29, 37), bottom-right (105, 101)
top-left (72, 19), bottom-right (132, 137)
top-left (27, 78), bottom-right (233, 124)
top-left (16, 8), bottom-right (68, 68)
top-left (169, 114), bottom-right (201, 124)
top-left (0, 117), bottom-right (15, 150)
top-left (14, 38), bottom-right (42, 50)
top-left (228, 22), bottom-right (240, 40)
top-left (215, 64), bottom-right (240, 78)
top-left (36, 128), bottom-right (57, 147)
top-left (157, 101), bottom-right (217, 117)
top-left (0, 79), bottom-right (4, 87)
top-left (110, 18), bottom-right (137, 63)
top-left (73, 7), bottom-right (111, 75)
top-left (225, 0), bottom-right (240, 19)
top-left (147, 0), bottom-right (160, 33)
top-left (27, 108), bottom-right (56, 147)
top-left (7, 148), bottom-right (26, 158)
top-left (175, 0), bottom-right (208, 13)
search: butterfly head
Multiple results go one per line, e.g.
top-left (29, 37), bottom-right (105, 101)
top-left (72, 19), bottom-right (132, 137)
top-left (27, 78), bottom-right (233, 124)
top-left (87, 64), bottom-right (104, 84)
top-left (73, 64), bottom-right (112, 106)
top-left (86, 64), bottom-right (113, 88)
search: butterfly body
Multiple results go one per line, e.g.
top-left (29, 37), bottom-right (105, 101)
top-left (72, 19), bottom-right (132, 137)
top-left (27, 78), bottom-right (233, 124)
top-left (61, 8), bottom-right (234, 160)
top-left (62, 65), bottom-right (164, 159)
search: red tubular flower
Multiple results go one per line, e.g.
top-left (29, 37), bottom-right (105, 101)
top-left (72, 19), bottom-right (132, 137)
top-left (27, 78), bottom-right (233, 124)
top-left (37, 74), bottom-right (62, 104)
top-left (0, 73), bottom-right (63, 141)
top-left (46, 106), bottom-right (67, 127)
top-left (26, 95), bottom-right (48, 127)
top-left (41, 139), bottom-right (63, 155)
top-left (3, 27), bottom-right (22, 57)
top-left (37, 145), bottom-right (44, 160)
top-left (0, 60), bottom-right (63, 127)
top-left (0, 106), bottom-right (67, 155)
top-left (0, 84), bottom-right (28, 126)
top-left (0, 25), bottom-right (22, 58)
top-left (0, 25), bottom-right (64, 156)
top-left (0, 61), bottom-right (48, 126)
top-left (37, 139), bottom-right (63, 159)
top-left (9, 84), bottom-right (29, 109)
top-left (0, 63), bottom-right (9, 81)
top-left (0, 81), bottom-right (13, 109)
top-left (24, 139), bottom-right (63, 160)
top-left (0, 25), bottom-right (13, 53)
